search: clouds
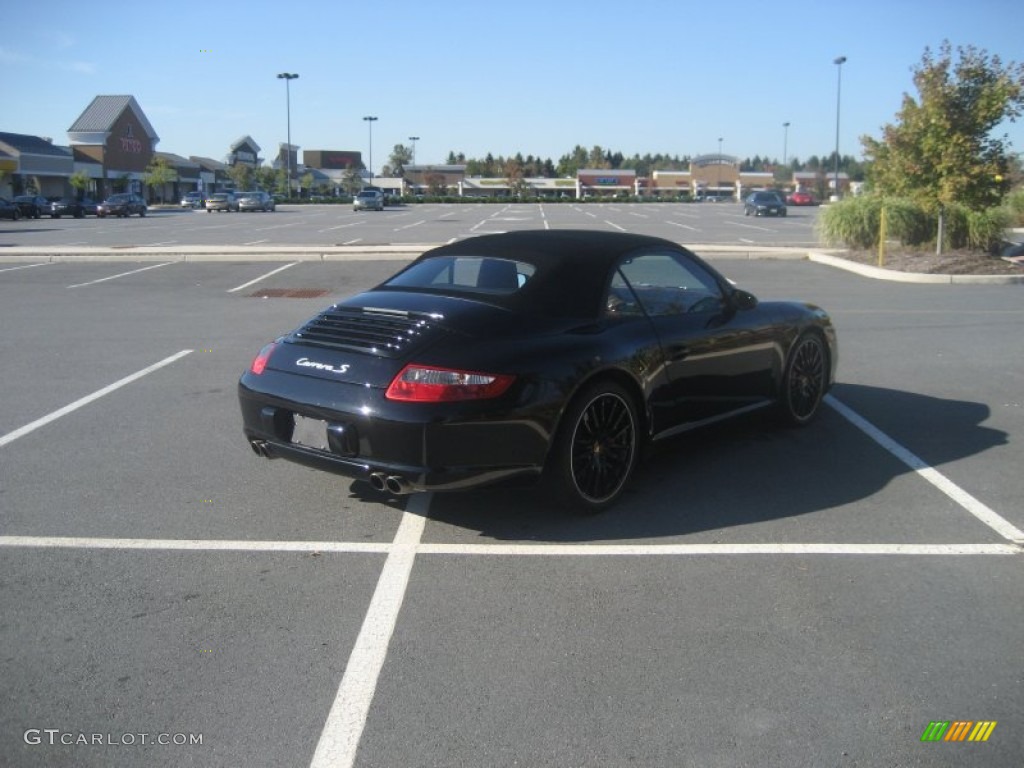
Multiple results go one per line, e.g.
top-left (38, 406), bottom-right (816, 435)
top-left (0, 45), bottom-right (96, 75)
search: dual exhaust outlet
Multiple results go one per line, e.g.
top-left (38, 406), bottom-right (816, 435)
top-left (249, 439), bottom-right (412, 495)
top-left (369, 472), bottom-right (412, 496)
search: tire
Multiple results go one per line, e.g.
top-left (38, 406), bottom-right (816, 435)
top-left (140, 208), bottom-right (146, 217)
top-left (52, 214), bottom-right (60, 219)
top-left (778, 332), bottom-right (828, 426)
top-left (546, 380), bottom-right (639, 512)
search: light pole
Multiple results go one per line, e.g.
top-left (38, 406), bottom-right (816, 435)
top-left (717, 137), bottom-right (723, 200)
top-left (277, 72), bottom-right (298, 198)
top-left (833, 56), bottom-right (846, 201)
top-left (408, 136), bottom-right (419, 166)
top-left (363, 116), bottom-right (378, 179)
top-left (782, 121), bottom-right (790, 168)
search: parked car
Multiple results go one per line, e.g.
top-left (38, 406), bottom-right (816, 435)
top-left (236, 191), bottom-right (276, 212)
top-left (0, 197), bottom-right (23, 220)
top-left (180, 191), bottom-right (205, 208)
top-left (744, 191), bottom-right (787, 217)
top-left (239, 229), bottom-right (836, 511)
top-left (97, 193), bottom-right (147, 218)
top-left (787, 191), bottom-right (817, 206)
top-left (13, 194), bottom-right (50, 219)
top-left (205, 192), bottom-right (238, 213)
top-left (353, 190), bottom-right (384, 211)
top-left (50, 197), bottom-right (98, 218)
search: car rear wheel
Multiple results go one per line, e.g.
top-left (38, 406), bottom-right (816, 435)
top-left (547, 381), bottom-right (638, 512)
top-left (778, 332), bottom-right (827, 426)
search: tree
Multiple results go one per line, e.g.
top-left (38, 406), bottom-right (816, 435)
top-left (227, 163), bottom-right (253, 191)
top-left (69, 170), bottom-right (91, 199)
top-left (862, 41), bottom-right (1024, 212)
top-left (342, 168), bottom-right (363, 196)
top-left (389, 144), bottom-right (413, 177)
top-left (143, 156), bottom-right (177, 202)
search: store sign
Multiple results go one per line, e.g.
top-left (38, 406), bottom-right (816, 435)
top-left (119, 123), bottom-right (142, 153)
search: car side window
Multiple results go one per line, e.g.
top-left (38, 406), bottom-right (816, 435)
top-left (615, 251), bottom-right (724, 316)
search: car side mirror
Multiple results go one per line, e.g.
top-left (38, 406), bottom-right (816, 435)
top-left (730, 289), bottom-right (758, 310)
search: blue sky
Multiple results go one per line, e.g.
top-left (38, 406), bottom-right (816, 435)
top-left (2, 0), bottom-right (1022, 172)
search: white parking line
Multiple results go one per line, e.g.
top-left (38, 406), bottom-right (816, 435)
top-left (604, 220), bottom-right (626, 231)
top-left (0, 350), bottom-right (192, 449)
top-left (244, 239), bottom-right (270, 245)
top-left (318, 224), bottom-right (358, 233)
top-left (667, 221), bottom-right (699, 232)
top-left (0, 262), bottom-right (50, 273)
top-left (0, 536), bottom-right (390, 553)
top-left (0, 538), bottom-right (1013, 557)
top-left (227, 262), bottom-right (299, 293)
top-left (394, 220), bottom-right (425, 231)
top-left (826, 394), bottom-right (1024, 544)
top-left (310, 494), bottom-right (429, 768)
top-left (67, 262), bottom-right (174, 289)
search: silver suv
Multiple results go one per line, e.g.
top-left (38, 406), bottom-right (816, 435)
top-left (353, 190), bottom-right (384, 211)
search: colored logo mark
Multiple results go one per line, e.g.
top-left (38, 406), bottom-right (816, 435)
top-left (921, 721), bottom-right (997, 742)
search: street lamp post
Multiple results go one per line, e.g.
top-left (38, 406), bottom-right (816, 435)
top-left (408, 136), bottom-right (419, 166)
top-left (276, 73), bottom-right (299, 198)
top-left (782, 121), bottom-right (790, 168)
top-left (833, 56), bottom-right (847, 201)
top-left (363, 116), bottom-right (378, 179)
top-left (717, 137), bottom-right (723, 200)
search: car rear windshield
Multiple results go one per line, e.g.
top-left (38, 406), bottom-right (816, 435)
top-left (384, 256), bottom-right (535, 296)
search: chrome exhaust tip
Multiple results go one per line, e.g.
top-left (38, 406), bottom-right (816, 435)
top-left (249, 440), bottom-right (268, 457)
top-left (384, 475), bottom-right (411, 495)
top-left (368, 472), bottom-right (388, 492)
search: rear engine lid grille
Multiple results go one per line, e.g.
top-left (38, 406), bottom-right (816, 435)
top-left (291, 306), bottom-right (444, 357)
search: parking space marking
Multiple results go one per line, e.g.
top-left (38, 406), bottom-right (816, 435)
top-left (310, 494), bottom-right (429, 768)
top-left (604, 220), bottom-right (627, 231)
top-left (0, 538), bottom-right (1014, 557)
top-left (66, 262), bottom-right (174, 289)
top-left (0, 536), bottom-right (390, 553)
top-left (226, 262), bottom-right (299, 293)
top-left (0, 262), bottom-right (51, 273)
top-left (0, 349), bottom-right (192, 449)
top-left (826, 395), bottom-right (1024, 544)
top-left (667, 221), bottom-right (699, 232)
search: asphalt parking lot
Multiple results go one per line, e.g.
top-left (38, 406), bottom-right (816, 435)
top-left (1, 225), bottom-right (1022, 766)
top-left (0, 200), bottom-right (822, 249)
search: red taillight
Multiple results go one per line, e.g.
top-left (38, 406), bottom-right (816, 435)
top-left (385, 364), bottom-right (515, 402)
top-left (250, 342), bottom-right (278, 375)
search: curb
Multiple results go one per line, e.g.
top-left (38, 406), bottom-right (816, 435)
top-left (808, 251), bottom-right (1024, 285)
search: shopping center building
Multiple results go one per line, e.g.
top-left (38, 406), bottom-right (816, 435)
top-left (2, 93), bottom-right (850, 201)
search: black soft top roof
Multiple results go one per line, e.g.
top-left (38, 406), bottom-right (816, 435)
top-left (397, 229), bottom-right (697, 318)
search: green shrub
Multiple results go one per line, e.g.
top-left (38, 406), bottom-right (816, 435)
top-left (882, 198), bottom-right (931, 246)
top-left (1003, 188), bottom-right (1024, 226)
top-left (818, 196), bottom-right (881, 249)
top-left (966, 206), bottom-right (1011, 252)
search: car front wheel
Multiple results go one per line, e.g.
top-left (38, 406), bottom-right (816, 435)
top-left (778, 332), bottom-right (828, 426)
top-left (547, 381), bottom-right (639, 512)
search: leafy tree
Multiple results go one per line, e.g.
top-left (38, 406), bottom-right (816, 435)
top-left (144, 155), bottom-right (177, 190)
top-left (69, 169), bottom-right (91, 198)
top-left (862, 41), bottom-right (1024, 212)
top-left (342, 168), bottom-right (363, 196)
top-left (300, 171), bottom-right (314, 196)
top-left (227, 163), bottom-right (253, 191)
top-left (389, 144), bottom-right (413, 177)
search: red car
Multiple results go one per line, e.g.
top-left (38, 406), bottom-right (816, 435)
top-left (787, 191), bottom-right (817, 206)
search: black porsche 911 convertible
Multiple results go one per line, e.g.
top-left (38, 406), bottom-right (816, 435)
top-left (239, 229), bottom-right (837, 511)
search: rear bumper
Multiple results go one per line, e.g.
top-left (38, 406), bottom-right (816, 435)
top-left (238, 372), bottom-right (552, 493)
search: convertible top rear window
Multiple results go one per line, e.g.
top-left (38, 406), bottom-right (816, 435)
top-left (385, 256), bottom-right (535, 295)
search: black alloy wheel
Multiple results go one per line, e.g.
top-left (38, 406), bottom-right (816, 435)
top-left (780, 332), bottom-right (827, 426)
top-left (548, 381), bottom-right (638, 512)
